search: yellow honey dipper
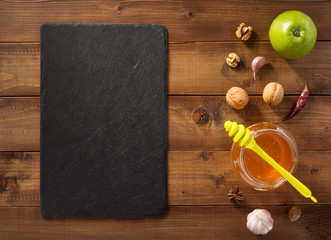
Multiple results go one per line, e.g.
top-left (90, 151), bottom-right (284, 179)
top-left (224, 121), bottom-right (317, 203)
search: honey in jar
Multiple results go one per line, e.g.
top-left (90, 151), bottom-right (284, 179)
top-left (244, 132), bottom-right (292, 183)
top-left (231, 122), bottom-right (299, 190)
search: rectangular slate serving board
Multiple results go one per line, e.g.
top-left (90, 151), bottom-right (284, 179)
top-left (40, 24), bottom-right (168, 217)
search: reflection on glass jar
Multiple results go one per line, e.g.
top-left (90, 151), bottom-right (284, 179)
top-left (231, 122), bottom-right (299, 191)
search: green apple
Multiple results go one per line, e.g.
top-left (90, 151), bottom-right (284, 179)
top-left (269, 10), bottom-right (317, 59)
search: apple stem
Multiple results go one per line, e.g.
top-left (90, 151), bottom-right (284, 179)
top-left (294, 31), bottom-right (300, 37)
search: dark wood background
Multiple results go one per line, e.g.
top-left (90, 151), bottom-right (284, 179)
top-left (0, 1), bottom-right (330, 239)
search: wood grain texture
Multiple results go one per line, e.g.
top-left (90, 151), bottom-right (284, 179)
top-left (1, 96), bottom-right (330, 151)
top-left (0, 151), bottom-right (329, 206)
top-left (1, 42), bottom-right (331, 96)
top-left (168, 151), bottom-right (329, 205)
top-left (0, 44), bottom-right (40, 96)
top-left (1, 0), bottom-right (331, 238)
top-left (0, 206), bottom-right (330, 240)
top-left (0, 97), bottom-right (40, 151)
top-left (1, 0), bottom-right (331, 42)
top-left (0, 152), bottom-right (39, 206)
top-left (168, 96), bottom-right (331, 150)
top-left (169, 42), bottom-right (331, 95)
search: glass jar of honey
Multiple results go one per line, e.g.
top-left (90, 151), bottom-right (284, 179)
top-left (231, 122), bottom-right (299, 190)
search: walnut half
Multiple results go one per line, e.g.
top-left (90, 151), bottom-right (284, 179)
top-left (236, 23), bottom-right (253, 41)
top-left (226, 53), bottom-right (240, 68)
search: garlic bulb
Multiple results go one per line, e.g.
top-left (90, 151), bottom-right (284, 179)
top-left (247, 209), bottom-right (274, 235)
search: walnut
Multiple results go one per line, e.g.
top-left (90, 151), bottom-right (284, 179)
top-left (226, 87), bottom-right (249, 110)
top-left (263, 82), bottom-right (284, 106)
top-left (226, 53), bottom-right (240, 68)
top-left (236, 23), bottom-right (253, 41)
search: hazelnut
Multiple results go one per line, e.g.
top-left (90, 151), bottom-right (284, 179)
top-left (263, 82), bottom-right (284, 106)
top-left (288, 206), bottom-right (301, 222)
top-left (226, 87), bottom-right (249, 110)
top-left (226, 53), bottom-right (240, 68)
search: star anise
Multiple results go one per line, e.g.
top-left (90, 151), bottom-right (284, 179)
top-left (227, 187), bottom-right (244, 204)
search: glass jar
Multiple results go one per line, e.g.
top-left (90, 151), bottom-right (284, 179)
top-left (231, 122), bottom-right (299, 191)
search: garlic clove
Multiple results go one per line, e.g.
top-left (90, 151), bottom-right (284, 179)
top-left (247, 209), bottom-right (274, 235)
top-left (252, 56), bottom-right (268, 80)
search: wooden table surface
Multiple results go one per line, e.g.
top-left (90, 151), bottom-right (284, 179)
top-left (0, 1), bottom-right (330, 239)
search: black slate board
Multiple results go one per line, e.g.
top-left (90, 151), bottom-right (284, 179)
top-left (40, 24), bottom-right (168, 217)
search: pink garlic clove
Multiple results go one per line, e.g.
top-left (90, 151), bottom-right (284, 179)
top-left (247, 209), bottom-right (274, 235)
top-left (252, 56), bottom-right (268, 80)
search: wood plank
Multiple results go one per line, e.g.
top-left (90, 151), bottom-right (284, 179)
top-left (1, 42), bottom-right (331, 96)
top-left (0, 151), bottom-right (329, 206)
top-left (1, 96), bottom-right (331, 151)
top-left (168, 151), bottom-right (330, 205)
top-left (0, 206), bottom-right (330, 240)
top-left (0, 97), bottom-right (40, 151)
top-left (168, 96), bottom-right (331, 150)
top-left (169, 42), bottom-right (331, 95)
top-left (0, 152), bottom-right (39, 206)
top-left (1, 1), bottom-right (331, 42)
top-left (0, 44), bottom-right (40, 96)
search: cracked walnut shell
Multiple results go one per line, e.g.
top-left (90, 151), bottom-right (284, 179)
top-left (226, 87), bottom-right (249, 110)
top-left (236, 23), bottom-right (253, 41)
top-left (226, 53), bottom-right (240, 68)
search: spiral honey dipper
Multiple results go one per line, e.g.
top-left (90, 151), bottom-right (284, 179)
top-left (224, 121), bottom-right (317, 203)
